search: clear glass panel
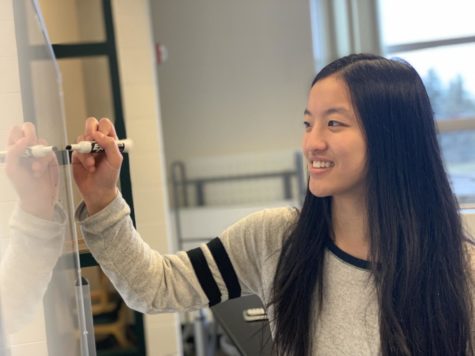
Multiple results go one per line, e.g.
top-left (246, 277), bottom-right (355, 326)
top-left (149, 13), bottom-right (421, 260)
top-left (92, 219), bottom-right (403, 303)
top-left (38, 0), bottom-right (105, 44)
top-left (1, 0), bottom-right (90, 355)
top-left (378, 0), bottom-right (475, 45)
top-left (388, 44), bottom-right (475, 120)
top-left (440, 130), bottom-right (475, 205)
top-left (58, 56), bottom-right (114, 252)
top-left (58, 56), bottom-right (114, 147)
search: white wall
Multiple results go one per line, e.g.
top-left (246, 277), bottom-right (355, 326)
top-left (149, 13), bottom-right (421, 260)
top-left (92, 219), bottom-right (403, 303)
top-left (150, 0), bottom-right (316, 166)
top-left (112, 1), bottom-right (181, 355)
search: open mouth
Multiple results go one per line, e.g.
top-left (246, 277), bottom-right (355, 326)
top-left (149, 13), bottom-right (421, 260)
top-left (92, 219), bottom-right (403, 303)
top-left (312, 160), bottom-right (335, 168)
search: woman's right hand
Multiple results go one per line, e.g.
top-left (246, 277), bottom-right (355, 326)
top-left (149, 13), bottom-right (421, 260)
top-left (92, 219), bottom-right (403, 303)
top-left (72, 117), bottom-right (123, 215)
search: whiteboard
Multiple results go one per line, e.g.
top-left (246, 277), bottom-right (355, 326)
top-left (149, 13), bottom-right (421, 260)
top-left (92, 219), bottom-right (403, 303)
top-left (0, 0), bottom-right (90, 355)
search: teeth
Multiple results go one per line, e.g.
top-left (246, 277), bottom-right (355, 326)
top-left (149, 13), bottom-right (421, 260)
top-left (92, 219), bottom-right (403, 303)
top-left (312, 160), bottom-right (334, 168)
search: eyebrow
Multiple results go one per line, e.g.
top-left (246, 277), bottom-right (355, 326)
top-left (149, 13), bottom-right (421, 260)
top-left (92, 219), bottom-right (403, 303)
top-left (324, 107), bottom-right (352, 117)
top-left (304, 107), bottom-right (352, 117)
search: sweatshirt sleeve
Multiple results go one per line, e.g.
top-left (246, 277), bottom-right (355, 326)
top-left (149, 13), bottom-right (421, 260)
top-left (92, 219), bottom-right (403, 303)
top-left (77, 193), bottom-right (297, 313)
top-left (77, 194), bottom-right (210, 313)
top-left (0, 203), bottom-right (67, 334)
top-left (216, 207), bottom-right (297, 304)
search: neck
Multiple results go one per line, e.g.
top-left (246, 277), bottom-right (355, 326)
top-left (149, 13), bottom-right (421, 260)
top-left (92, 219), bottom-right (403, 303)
top-left (331, 195), bottom-right (369, 260)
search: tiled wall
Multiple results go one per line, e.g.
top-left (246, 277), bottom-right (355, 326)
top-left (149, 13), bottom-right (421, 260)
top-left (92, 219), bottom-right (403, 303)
top-left (112, 0), bottom-right (181, 354)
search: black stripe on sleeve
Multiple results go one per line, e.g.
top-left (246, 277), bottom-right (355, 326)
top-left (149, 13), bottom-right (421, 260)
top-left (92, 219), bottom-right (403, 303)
top-left (186, 247), bottom-right (222, 307)
top-left (207, 237), bottom-right (241, 299)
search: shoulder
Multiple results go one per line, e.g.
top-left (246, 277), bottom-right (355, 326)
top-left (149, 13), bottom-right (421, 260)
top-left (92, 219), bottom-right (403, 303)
top-left (222, 206), bottom-right (299, 237)
top-left (219, 206), bottom-right (299, 253)
top-left (216, 207), bottom-right (299, 295)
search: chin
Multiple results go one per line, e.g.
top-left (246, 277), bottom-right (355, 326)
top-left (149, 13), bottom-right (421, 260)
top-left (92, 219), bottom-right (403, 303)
top-left (308, 185), bottom-right (332, 198)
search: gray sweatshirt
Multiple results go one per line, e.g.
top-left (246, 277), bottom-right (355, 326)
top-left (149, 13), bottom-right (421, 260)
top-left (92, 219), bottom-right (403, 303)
top-left (1, 204), bottom-right (66, 339)
top-left (76, 194), bottom-right (474, 355)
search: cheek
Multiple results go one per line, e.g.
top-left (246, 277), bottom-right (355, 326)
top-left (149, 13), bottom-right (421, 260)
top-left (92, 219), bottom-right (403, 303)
top-left (301, 133), bottom-right (310, 151)
top-left (355, 147), bottom-right (367, 166)
top-left (339, 141), bottom-right (367, 169)
top-left (351, 144), bottom-right (368, 178)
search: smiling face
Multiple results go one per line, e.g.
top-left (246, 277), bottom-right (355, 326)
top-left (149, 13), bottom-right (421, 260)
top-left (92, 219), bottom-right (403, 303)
top-left (302, 75), bottom-right (367, 200)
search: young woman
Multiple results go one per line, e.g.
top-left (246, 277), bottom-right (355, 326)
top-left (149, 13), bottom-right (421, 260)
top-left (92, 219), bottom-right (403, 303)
top-left (73, 54), bottom-right (475, 355)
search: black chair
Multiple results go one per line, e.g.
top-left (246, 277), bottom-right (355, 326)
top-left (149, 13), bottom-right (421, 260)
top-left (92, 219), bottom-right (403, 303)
top-left (211, 295), bottom-right (273, 356)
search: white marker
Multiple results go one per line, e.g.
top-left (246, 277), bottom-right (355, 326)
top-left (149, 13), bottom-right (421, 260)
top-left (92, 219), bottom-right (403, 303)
top-left (65, 139), bottom-right (133, 154)
top-left (0, 145), bottom-right (57, 162)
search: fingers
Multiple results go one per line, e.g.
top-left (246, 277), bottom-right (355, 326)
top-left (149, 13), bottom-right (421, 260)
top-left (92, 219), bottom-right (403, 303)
top-left (7, 125), bottom-right (23, 146)
top-left (71, 134), bottom-right (96, 173)
top-left (85, 117), bottom-right (118, 140)
top-left (91, 130), bottom-right (123, 169)
top-left (85, 117), bottom-right (99, 140)
top-left (30, 138), bottom-right (58, 178)
top-left (30, 154), bottom-right (59, 188)
top-left (7, 122), bottom-right (36, 145)
top-left (74, 117), bottom-right (120, 172)
top-left (5, 122), bottom-right (39, 166)
top-left (96, 119), bottom-right (121, 165)
top-left (4, 123), bottom-right (56, 185)
top-left (6, 126), bottom-right (28, 162)
top-left (97, 118), bottom-right (118, 140)
top-left (21, 122), bottom-right (37, 145)
top-left (7, 117), bottom-right (121, 174)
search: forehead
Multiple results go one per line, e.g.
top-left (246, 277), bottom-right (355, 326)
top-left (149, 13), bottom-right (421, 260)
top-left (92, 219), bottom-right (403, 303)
top-left (307, 75), bottom-right (354, 113)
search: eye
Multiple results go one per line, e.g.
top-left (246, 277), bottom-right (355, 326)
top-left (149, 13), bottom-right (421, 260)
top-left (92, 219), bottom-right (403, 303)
top-left (303, 121), bottom-right (311, 130)
top-left (328, 120), bottom-right (344, 127)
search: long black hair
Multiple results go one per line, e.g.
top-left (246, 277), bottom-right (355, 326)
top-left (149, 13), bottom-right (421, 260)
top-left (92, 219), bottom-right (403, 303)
top-left (269, 53), bottom-right (474, 355)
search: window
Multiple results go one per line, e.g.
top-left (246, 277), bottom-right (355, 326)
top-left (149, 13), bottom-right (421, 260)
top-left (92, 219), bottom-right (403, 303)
top-left (378, 0), bottom-right (475, 204)
top-left (310, 0), bottom-right (475, 205)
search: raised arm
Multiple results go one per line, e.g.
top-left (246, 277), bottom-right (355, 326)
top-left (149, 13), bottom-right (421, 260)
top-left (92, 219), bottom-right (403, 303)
top-left (72, 117), bottom-right (292, 314)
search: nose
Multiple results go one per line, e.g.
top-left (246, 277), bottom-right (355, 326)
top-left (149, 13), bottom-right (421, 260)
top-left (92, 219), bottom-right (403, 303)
top-left (302, 125), bottom-right (328, 153)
